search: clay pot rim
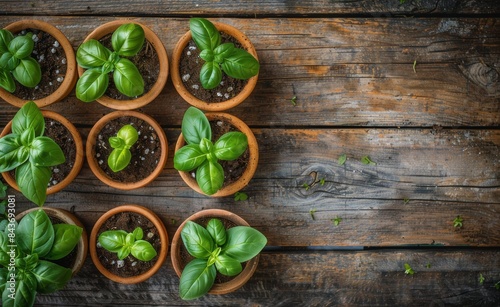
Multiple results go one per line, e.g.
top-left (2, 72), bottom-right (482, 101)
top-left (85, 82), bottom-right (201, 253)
top-left (77, 20), bottom-right (169, 110)
top-left (0, 110), bottom-right (84, 196)
top-left (174, 112), bottom-right (259, 197)
top-left (171, 21), bottom-right (259, 111)
top-left (86, 110), bottom-right (168, 190)
top-left (89, 204), bottom-right (169, 284)
top-left (16, 207), bottom-right (88, 276)
top-left (171, 209), bottom-right (260, 295)
top-left (0, 19), bottom-right (77, 108)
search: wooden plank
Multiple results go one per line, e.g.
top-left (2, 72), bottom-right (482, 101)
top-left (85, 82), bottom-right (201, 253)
top-left (33, 249), bottom-right (500, 305)
top-left (0, 17), bottom-right (498, 127)
top-left (0, 0), bottom-right (499, 16)
top-left (6, 128), bottom-right (500, 247)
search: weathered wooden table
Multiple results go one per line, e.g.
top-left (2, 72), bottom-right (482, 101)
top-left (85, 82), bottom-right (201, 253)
top-left (1, 1), bottom-right (499, 305)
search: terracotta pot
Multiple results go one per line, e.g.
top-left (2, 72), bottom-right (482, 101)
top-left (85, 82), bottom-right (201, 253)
top-left (90, 204), bottom-right (168, 284)
top-left (86, 110), bottom-right (168, 190)
top-left (174, 111), bottom-right (258, 197)
top-left (16, 207), bottom-right (88, 276)
top-left (77, 20), bottom-right (168, 110)
top-left (0, 20), bottom-right (77, 108)
top-left (171, 21), bottom-right (259, 111)
top-left (171, 209), bottom-right (260, 295)
top-left (1, 110), bottom-right (84, 197)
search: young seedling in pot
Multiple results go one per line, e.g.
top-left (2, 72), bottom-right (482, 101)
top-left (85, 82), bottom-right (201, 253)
top-left (98, 226), bottom-right (157, 262)
top-left (76, 23), bottom-right (145, 102)
top-left (0, 29), bottom-right (42, 93)
top-left (174, 106), bottom-right (248, 195)
top-left (0, 101), bottom-right (65, 206)
top-left (179, 218), bottom-right (267, 300)
top-left (189, 18), bottom-right (259, 89)
top-left (107, 124), bottom-right (138, 172)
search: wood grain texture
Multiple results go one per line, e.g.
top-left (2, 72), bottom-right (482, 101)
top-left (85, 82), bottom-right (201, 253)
top-left (33, 249), bottom-right (500, 306)
top-left (0, 0), bottom-right (499, 16)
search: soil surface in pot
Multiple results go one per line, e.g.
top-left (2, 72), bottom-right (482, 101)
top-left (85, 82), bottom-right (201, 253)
top-left (11, 28), bottom-right (68, 100)
top-left (178, 217), bottom-right (247, 284)
top-left (98, 34), bottom-right (159, 100)
top-left (187, 119), bottom-right (249, 187)
top-left (179, 32), bottom-right (249, 103)
top-left (96, 211), bottom-right (162, 278)
top-left (8, 118), bottom-right (77, 188)
top-left (94, 116), bottom-right (162, 182)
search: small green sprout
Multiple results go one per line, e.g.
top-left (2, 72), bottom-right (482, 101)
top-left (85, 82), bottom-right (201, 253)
top-left (403, 198), bottom-right (410, 205)
top-left (404, 263), bottom-right (415, 275)
top-left (302, 183), bottom-right (310, 191)
top-left (453, 215), bottom-right (463, 228)
top-left (338, 154), bottom-right (347, 166)
top-left (234, 191), bottom-right (249, 201)
top-left (171, 219), bottom-right (177, 225)
top-left (108, 124), bottom-right (138, 172)
top-left (309, 209), bottom-right (316, 220)
top-left (291, 96), bottom-right (297, 106)
top-left (413, 60), bottom-right (417, 73)
top-left (332, 216), bottom-right (342, 226)
top-left (361, 156), bottom-right (376, 165)
top-left (426, 263), bottom-right (431, 269)
top-left (495, 281), bottom-right (500, 290)
top-left (479, 273), bottom-right (485, 285)
top-left (319, 178), bottom-right (325, 186)
top-left (400, 0), bottom-right (406, 3)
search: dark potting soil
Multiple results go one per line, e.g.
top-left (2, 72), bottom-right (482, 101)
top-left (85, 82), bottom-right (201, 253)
top-left (94, 116), bottom-right (162, 182)
top-left (179, 32), bottom-right (249, 103)
top-left (11, 28), bottom-right (67, 100)
top-left (8, 118), bottom-right (77, 188)
top-left (96, 211), bottom-right (162, 278)
top-left (179, 217), bottom-right (247, 284)
top-left (98, 34), bottom-right (159, 100)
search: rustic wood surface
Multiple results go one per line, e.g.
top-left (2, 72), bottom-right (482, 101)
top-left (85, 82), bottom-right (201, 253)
top-left (1, 1), bottom-right (499, 305)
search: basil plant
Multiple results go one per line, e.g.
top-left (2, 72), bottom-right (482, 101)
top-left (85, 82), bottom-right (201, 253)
top-left (76, 23), bottom-right (145, 102)
top-left (107, 124), bottom-right (138, 172)
top-left (179, 218), bottom-right (267, 300)
top-left (189, 18), bottom-right (259, 89)
top-left (173, 107), bottom-right (248, 195)
top-left (98, 227), bottom-right (157, 262)
top-left (0, 101), bottom-right (65, 206)
top-left (0, 209), bottom-right (83, 307)
top-left (0, 29), bottom-right (42, 93)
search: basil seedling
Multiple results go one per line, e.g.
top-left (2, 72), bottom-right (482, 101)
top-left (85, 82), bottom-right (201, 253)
top-left (0, 209), bottom-right (82, 306)
top-left (189, 18), bottom-right (259, 89)
top-left (107, 124), bottom-right (138, 172)
top-left (179, 218), bottom-right (267, 300)
top-left (0, 29), bottom-right (42, 92)
top-left (98, 227), bottom-right (157, 262)
top-left (0, 101), bottom-right (65, 206)
top-left (76, 23), bottom-right (145, 102)
top-left (174, 107), bottom-right (248, 195)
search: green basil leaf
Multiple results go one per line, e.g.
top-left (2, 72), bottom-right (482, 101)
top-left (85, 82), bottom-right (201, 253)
top-left (199, 49), bottom-right (214, 62)
top-left (221, 48), bottom-right (259, 80)
top-left (98, 230), bottom-right (127, 253)
top-left (215, 254), bottom-right (242, 276)
top-left (1, 272), bottom-right (37, 307)
top-left (8, 34), bottom-right (34, 59)
top-left (113, 58), bottom-right (144, 97)
top-left (206, 218), bottom-right (227, 246)
top-left (108, 147), bottom-right (132, 172)
top-left (196, 161), bottom-right (224, 195)
top-left (189, 18), bottom-right (221, 51)
top-left (0, 233), bottom-right (9, 267)
top-left (131, 240), bottom-right (157, 261)
top-left (29, 136), bottom-right (65, 167)
top-left (213, 131), bottom-right (248, 161)
top-left (44, 224), bottom-right (82, 261)
top-left (12, 57), bottom-right (41, 88)
top-left (0, 52), bottom-right (18, 71)
top-left (11, 101), bottom-right (45, 137)
top-left (0, 29), bottom-right (14, 54)
top-left (181, 107), bottom-right (211, 145)
top-left (179, 258), bottom-right (216, 300)
top-left (16, 163), bottom-right (51, 206)
top-left (200, 61), bottom-right (222, 90)
top-left (16, 209), bottom-right (54, 256)
top-left (222, 226), bottom-right (267, 262)
top-left (33, 260), bottom-right (72, 293)
top-left (0, 268), bottom-right (7, 293)
top-left (109, 136), bottom-right (125, 149)
top-left (0, 134), bottom-right (25, 173)
top-left (117, 246), bottom-right (131, 260)
top-left (117, 124), bottom-right (138, 147)
top-left (199, 138), bottom-right (213, 155)
top-left (181, 221), bottom-right (215, 259)
top-left (0, 69), bottom-right (15, 93)
top-left (76, 39), bottom-right (111, 68)
top-left (19, 128), bottom-right (34, 147)
top-left (76, 68), bottom-right (109, 102)
top-left (213, 43), bottom-right (235, 63)
top-left (173, 144), bottom-right (207, 172)
top-left (112, 23), bottom-right (145, 57)
top-left (133, 227), bottom-right (143, 240)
